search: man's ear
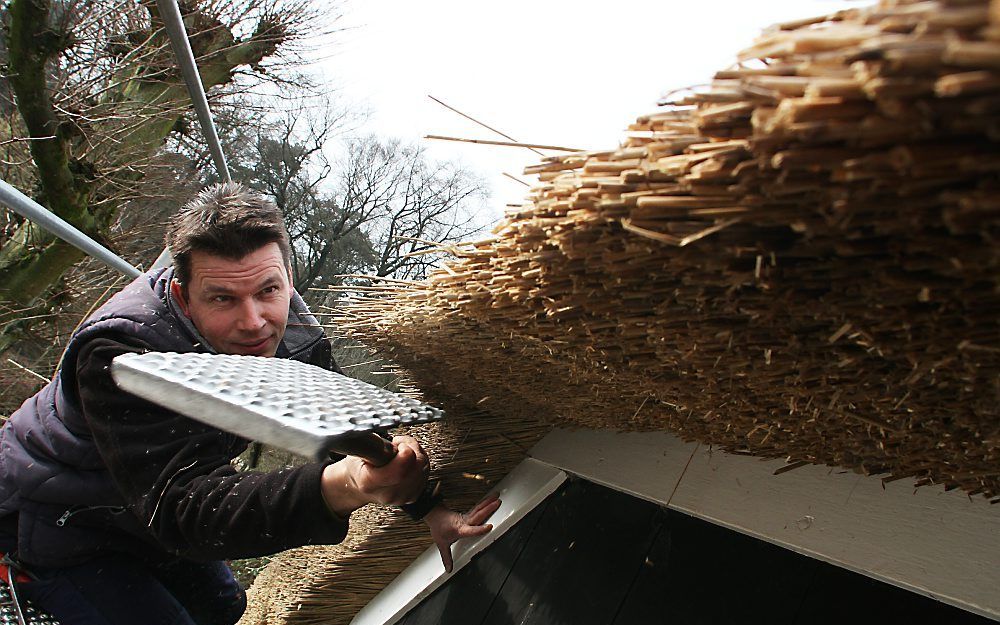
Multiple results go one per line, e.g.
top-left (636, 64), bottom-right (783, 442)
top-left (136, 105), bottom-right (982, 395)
top-left (286, 264), bottom-right (294, 289)
top-left (170, 279), bottom-right (192, 318)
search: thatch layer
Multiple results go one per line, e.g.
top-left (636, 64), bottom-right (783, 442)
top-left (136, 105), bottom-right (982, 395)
top-left (337, 0), bottom-right (1000, 501)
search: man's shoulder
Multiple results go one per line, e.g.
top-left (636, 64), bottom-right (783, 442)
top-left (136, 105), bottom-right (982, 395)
top-left (81, 268), bottom-right (171, 329)
top-left (61, 268), bottom-right (200, 384)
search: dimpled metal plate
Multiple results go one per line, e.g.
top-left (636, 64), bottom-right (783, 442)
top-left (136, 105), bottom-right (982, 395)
top-left (0, 582), bottom-right (58, 625)
top-left (111, 352), bottom-right (444, 460)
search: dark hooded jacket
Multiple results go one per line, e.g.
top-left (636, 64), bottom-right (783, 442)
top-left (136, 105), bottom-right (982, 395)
top-left (0, 267), bottom-right (348, 567)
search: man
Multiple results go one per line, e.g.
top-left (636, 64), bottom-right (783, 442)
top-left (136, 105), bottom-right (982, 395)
top-left (0, 183), bottom-right (498, 624)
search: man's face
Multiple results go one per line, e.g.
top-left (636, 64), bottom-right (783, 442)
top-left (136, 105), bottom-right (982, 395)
top-left (171, 242), bottom-right (292, 357)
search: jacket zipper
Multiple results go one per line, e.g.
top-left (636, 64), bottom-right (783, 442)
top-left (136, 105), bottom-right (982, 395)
top-left (55, 505), bottom-right (126, 527)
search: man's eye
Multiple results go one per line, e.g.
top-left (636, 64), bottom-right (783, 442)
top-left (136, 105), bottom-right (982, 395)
top-left (213, 295), bottom-right (231, 303)
top-left (261, 286), bottom-right (278, 295)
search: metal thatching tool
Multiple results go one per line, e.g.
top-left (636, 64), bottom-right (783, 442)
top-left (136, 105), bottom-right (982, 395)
top-left (110, 352), bottom-right (444, 466)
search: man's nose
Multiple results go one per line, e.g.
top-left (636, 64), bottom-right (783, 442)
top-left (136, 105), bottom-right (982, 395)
top-left (235, 299), bottom-right (266, 330)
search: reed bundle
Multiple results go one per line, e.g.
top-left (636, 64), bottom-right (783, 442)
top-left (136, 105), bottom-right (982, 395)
top-left (245, 1), bottom-right (1000, 623)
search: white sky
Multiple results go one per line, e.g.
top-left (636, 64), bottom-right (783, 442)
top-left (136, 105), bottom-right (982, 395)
top-left (313, 0), bottom-right (841, 220)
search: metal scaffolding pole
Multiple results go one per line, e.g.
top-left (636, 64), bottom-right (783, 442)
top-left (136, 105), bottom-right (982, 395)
top-left (155, 0), bottom-right (231, 184)
top-left (2, 1), bottom-right (234, 278)
top-left (0, 180), bottom-right (141, 278)
top-left (150, 0), bottom-right (236, 270)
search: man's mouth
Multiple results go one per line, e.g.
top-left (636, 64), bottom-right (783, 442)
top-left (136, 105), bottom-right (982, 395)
top-left (235, 336), bottom-right (273, 354)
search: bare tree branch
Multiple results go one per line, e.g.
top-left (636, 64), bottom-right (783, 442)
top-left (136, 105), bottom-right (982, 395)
top-left (0, 0), bottom-right (334, 309)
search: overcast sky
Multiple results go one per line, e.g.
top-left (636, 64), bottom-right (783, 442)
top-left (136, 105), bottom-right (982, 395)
top-left (313, 0), bottom-right (841, 219)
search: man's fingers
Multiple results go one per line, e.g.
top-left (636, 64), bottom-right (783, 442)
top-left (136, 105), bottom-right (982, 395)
top-left (355, 438), bottom-right (432, 505)
top-left (412, 444), bottom-right (429, 472)
top-left (389, 444), bottom-right (421, 480)
top-left (393, 441), bottom-right (415, 464)
top-left (458, 523), bottom-right (493, 538)
top-left (466, 497), bottom-right (502, 525)
top-left (466, 508), bottom-right (494, 525)
top-left (470, 493), bottom-right (500, 513)
top-left (436, 540), bottom-right (454, 573)
top-left (393, 436), bottom-right (428, 470)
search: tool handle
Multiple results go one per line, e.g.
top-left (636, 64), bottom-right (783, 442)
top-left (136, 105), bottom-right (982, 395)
top-left (330, 432), bottom-right (397, 466)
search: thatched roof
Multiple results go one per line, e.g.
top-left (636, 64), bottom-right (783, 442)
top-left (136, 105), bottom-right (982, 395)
top-left (341, 0), bottom-right (1000, 502)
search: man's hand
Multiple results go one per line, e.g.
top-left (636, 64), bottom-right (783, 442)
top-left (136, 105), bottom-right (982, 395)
top-left (320, 435), bottom-right (429, 517)
top-left (423, 494), bottom-right (502, 573)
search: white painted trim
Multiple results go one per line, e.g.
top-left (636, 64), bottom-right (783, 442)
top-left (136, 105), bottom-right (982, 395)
top-left (351, 458), bottom-right (567, 625)
top-left (529, 428), bottom-right (1000, 621)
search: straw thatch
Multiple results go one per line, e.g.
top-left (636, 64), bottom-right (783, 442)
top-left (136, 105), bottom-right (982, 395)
top-left (339, 0), bottom-right (1000, 500)
top-left (246, 1), bottom-right (999, 623)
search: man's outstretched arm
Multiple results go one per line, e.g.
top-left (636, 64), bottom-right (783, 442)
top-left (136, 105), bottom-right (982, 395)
top-left (77, 335), bottom-right (350, 559)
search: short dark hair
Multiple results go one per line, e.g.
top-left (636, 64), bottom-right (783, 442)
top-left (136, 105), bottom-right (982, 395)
top-left (166, 182), bottom-right (292, 285)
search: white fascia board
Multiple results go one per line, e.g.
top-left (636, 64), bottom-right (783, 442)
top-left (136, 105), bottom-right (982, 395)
top-left (529, 428), bottom-right (1000, 621)
top-left (351, 458), bottom-right (567, 625)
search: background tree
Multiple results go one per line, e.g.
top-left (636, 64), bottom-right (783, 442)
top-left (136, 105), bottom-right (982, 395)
top-left (339, 135), bottom-right (486, 282)
top-left (0, 0), bottom-right (327, 305)
top-left (202, 100), bottom-right (489, 294)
